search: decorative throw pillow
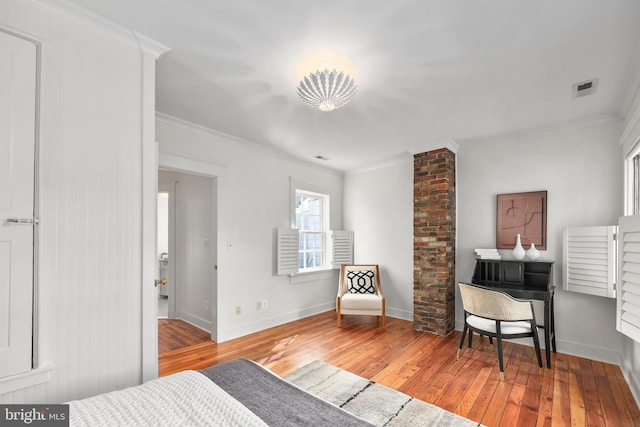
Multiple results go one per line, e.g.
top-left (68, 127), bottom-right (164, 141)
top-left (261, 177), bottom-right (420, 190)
top-left (347, 270), bottom-right (376, 294)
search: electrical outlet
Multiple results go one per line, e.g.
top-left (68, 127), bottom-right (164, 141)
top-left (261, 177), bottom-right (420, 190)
top-left (235, 306), bottom-right (241, 315)
top-left (204, 300), bottom-right (209, 310)
top-left (256, 301), bottom-right (262, 311)
top-left (262, 300), bottom-right (268, 310)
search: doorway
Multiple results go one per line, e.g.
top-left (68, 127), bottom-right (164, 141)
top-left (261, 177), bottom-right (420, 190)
top-left (157, 192), bottom-right (170, 319)
top-left (157, 169), bottom-right (216, 354)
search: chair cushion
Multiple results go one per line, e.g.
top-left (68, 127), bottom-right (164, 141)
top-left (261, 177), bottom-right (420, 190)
top-left (466, 315), bottom-right (532, 335)
top-left (340, 293), bottom-right (383, 310)
top-left (347, 270), bottom-right (376, 294)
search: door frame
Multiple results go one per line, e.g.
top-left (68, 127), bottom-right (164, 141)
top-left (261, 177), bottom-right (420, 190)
top-left (156, 150), bottom-right (224, 343)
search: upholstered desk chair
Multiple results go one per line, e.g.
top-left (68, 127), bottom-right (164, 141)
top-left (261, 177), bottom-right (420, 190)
top-left (336, 264), bottom-right (386, 329)
top-left (457, 282), bottom-right (543, 381)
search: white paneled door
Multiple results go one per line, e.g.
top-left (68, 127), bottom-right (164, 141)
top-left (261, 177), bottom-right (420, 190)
top-left (0, 31), bottom-right (37, 378)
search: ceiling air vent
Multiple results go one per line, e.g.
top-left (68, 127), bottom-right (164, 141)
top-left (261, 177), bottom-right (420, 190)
top-left (572, 78), bottom-right (598, 98)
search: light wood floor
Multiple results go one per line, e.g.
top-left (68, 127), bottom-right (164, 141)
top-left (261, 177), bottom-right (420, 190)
top-left (158, 312), bottom-right (640, 427)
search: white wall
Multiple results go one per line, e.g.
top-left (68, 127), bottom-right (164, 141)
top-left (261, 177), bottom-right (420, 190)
top-left (457, 117), bottom-right (624, 363)
top-left (0, 0), bottom-right (155, 403)
top-left (156, 114), bottom-right (344, 342)
top-left (344, 158), bottom-right (414, 320)
top-left (343, 117), bottom-right (625, 365)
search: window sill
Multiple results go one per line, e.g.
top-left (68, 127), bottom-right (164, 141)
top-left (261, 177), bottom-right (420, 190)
top-left (0, 363), bottom-right (52, 395)
top-left (289, 268), bottom-right (338, 284)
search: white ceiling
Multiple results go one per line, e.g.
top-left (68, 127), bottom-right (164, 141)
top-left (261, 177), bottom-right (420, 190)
top-left (70, 0), bottom-right (640, 171)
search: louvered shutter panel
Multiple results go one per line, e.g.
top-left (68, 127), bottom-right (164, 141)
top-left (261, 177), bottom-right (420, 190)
top-left (277, 228), bottom-right (299, 275)
top-left (618, 215), bottom-right (640, 342)
top-left (331, 230), bottom-right (353, 268)
top-left (563, 226), bottom-right (617, 298)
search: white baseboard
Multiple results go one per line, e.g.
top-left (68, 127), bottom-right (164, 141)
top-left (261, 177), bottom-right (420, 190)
top-left (175, 310), bottom-right (212, 333)
top-left (620, 362), bottom-right (640, 409)
top-left (386, 307), bottom-right (412, 321)
top-left (217, 302), bottom-right (335, 343)
top-left (454, 319), bottom-right (622, 365)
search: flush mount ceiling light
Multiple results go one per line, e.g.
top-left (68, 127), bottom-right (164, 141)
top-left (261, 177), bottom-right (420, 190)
top-left (297, 68), bottom-right (357, 112)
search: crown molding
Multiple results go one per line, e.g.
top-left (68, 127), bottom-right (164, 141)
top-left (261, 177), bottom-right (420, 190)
top-left (134, 32), bottom-right (170, 60)
top-left (34, 0), bottom-right (168, 58)
top-left (34, 0), bottom-right (136, 47)
top-left (408, 138), bottom-right (460, 155)
top-left (458, 114), bottom-right (620, 151)
top-left (620, 89), bottom-right (640, 156)
top-left (344, 152), bottom-right (413, 175)
top-left (155, 112), bottom-right (344, 177)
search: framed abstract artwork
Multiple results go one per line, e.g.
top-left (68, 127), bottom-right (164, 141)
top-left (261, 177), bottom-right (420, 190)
top-left (496, 191), bottom-right (547, 250)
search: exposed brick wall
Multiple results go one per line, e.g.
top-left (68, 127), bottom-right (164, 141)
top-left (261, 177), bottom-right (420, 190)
top-left (413, 148), bottom-right (456, 336)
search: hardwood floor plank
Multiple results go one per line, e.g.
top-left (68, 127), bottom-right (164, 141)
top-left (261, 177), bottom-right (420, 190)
top-left (455, 364), bottom-right (493, 418)
top-left (568, 371), bottom-right (586, 427)
top-left (535, 367), bottom-right (554, 427)
top-left (579, 357), bottom-right (606, 427)
top-left (551, 353), bottom-right (572, 426)
top-left (500, 383), bottom-right (526, 427)
top-left (593, 369), bottom-right (624, 427)
top-left (515, 358), bottom-right (543, 427)
top-left (482, 380), bottom-right (514, 426)
top-left (157, 312), bottom-right (639, 427)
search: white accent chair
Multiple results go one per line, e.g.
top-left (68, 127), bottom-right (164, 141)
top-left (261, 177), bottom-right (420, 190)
top-left (337, 264), bottom-right (386, 329)
top-left (458, 282), bottom-right (543, 380)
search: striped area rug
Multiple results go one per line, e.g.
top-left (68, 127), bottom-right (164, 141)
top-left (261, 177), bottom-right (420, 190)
top-left (285, 361), bottom-right (483, 427)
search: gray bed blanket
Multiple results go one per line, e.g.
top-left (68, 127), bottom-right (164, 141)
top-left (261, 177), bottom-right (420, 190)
top-left (200, 359), bottom-right (373, 427)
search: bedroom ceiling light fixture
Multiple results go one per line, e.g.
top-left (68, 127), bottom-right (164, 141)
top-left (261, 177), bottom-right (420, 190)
top-left (297, 68), bottom-right (357, 112)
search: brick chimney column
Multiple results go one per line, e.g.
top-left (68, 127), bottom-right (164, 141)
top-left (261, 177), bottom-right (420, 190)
top-left (413, 148), bottom-right (456, 336)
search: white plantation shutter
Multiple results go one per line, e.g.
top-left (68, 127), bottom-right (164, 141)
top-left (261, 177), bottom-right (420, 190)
top-left (563, 226), bottom-right (617, 298)
top-left (618, 215), bottom-right (640, 343)
top-left (277, 228), bottom-right (299, 275)
top-left (331, 230), bottom-right (353, 267)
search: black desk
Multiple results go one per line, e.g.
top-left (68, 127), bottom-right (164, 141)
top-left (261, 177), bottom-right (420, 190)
top-left (472, 260), bottom-right (556, 368)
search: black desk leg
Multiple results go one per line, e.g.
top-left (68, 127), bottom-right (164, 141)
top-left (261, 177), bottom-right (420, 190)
top-left (551, 293), bottom-right (556, 353)
top-left (544, 299), bottom-right (552, 368)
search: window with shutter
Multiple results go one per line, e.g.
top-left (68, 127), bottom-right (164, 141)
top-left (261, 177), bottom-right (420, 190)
top-left (617, 215), bottom-right (640, 343)
top-left (563, 226), bottom-right (617, 298)
top-left (277, 179), bottom-right (354, 276)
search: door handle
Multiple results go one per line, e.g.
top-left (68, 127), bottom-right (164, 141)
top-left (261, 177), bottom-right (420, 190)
top-left (5, 218), bottom-right (39, 225)
top-left (155, 279), bottom-right (167, 287)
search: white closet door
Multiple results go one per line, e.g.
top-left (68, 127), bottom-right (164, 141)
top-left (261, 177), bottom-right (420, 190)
top-left (0, 31), bottom-right (37, 378)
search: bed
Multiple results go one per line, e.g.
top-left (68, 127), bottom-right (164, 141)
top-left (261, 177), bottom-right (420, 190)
top-left (69, 358), bottom-right (373, 426)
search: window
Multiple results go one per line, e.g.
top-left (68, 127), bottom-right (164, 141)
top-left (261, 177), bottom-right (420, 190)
top-left (619, 139), bottom-right (640, 342)
top-left (276, 179), bottom-right (352, 276)
top-left (295, 190), bottom-right (328, 271)
top-left (625, 144), bottom-right (640, 216)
